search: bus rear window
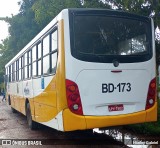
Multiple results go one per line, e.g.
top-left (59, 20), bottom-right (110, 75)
top-left (70, 13), bottom-right (152, 63)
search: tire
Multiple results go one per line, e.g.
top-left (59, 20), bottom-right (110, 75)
top-left (8, 96), bottom-right (11, 105)
top-left (11, 107), bottom-right (17, 113)
top-left (26, 103), bottom-right (38, 130)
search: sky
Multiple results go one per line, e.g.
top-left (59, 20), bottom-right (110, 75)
top-left (0, 0), bottom-right (21, 42)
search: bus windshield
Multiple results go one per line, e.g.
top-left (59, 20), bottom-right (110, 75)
top-left (70, 12), bottom-right (152, 63)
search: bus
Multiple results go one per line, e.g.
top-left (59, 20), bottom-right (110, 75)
top-left (5, 8), bottom-right (157, 131)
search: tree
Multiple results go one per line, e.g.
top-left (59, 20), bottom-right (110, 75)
top-left (82, 0), bottom-right (110, 8)
top-left (32, 0), bottom-right (82, 28)
top-left (0, 0), bottom-right (40, 83)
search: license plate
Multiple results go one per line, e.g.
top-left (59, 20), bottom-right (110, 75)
top-left (108, 104), bottom-right (124, 112)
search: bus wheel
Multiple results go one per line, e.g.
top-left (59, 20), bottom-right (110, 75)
top-left (11, 107), bottom-right (17, 113)
top-left (8, 96), bottom-right (11, 105)
top-left (26, 103), bottom-right (38, 130)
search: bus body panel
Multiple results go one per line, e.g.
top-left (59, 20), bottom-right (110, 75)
top-left (63, 102), bottom-right (157, 131)
top-left (76, 69), bottom-right (150, 115)
top-left (56, 19), bottom-right (68, 113)
top-left (18, 81), bottom-right (25, 115)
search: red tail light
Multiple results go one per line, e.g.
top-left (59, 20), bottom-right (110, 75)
top-left (66, 79), bottom-right (83, 115)
top-left (145, 78), bottom-right (156, 110)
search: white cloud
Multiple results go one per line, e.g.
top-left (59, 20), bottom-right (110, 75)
top-left (0, 0), bottom-right (20, 17)
top-left (0, 0), bottom-right (21, 42)
top-left (0, 21), bottom-right (9, 42)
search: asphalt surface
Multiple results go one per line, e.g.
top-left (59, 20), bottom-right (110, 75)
top-left (0, 96), bottom-right (127, 147)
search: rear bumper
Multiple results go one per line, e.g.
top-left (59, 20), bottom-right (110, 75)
top-left (63, 102), bottom-right (157, 131)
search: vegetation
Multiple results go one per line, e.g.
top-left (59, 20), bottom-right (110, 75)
top-left (0, 0), bottom-right (160, 134)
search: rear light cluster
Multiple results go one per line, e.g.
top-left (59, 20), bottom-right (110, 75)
top-left (145, 78), bottom-right (156, 110)
top-left (66, 79), bottom-right (83, 115)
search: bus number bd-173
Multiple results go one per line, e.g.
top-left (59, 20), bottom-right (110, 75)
top-left (102, 83), bottom-right (131, 93)
top-left (5, 8), bottom-right (157, 132)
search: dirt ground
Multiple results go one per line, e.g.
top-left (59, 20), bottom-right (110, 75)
top-left (0, 96), bottom-right (127, 147)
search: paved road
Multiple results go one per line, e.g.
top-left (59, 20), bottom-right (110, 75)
top-left (0, 96), bottom-right (126, 147)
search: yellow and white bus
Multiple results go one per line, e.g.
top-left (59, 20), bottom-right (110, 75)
top-left (5, 8), bottom-right (157, 131)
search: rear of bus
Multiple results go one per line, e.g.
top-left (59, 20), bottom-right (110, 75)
top-left (62, 9), bottom-right (157, 131)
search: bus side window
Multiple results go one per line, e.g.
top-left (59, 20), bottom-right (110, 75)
top-left (24, 53), bottom-right (28, 79)
top-left (43, 35), bottom-right (50, 75)
top-left (16, 60), bottom-right (19, 81)
top-left (51, 52), bottom-right (57, 74)
top-left (42, 29), bottom-right (58, 75)
top-left (19, 58), bottom-right (22, 80)
top-left (50, 30), bottom-right (58, 74)
top-left (28, 50), bottom-right (32, 78)
top-left (37, 43), bottom-right (42, 76)
top-left (21, 56), bottom-right (24, 80)
top-left (32, 45), bottom-right (37, 77)
top-left (9, 65), bottom-right (11, 82)
top-left (12, 63), bottom-right (15, 82)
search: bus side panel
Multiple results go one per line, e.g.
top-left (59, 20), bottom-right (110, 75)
top-left (33, 76), bottom-right (57, 122)
top-left (32, 19), bottom-right (67, 128)
top-left (35, 19), bottom-right (67, 130)
top-left (10, 82), bottom-right (20, 112)
top-left (18, 81), bottom-right (26, 115)
top-left (56, 19), bottom-right (68, 112)
top-left (146, 102), bottom-right (157, 122)
top-left (31, 19), bottom-right (67, 123)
